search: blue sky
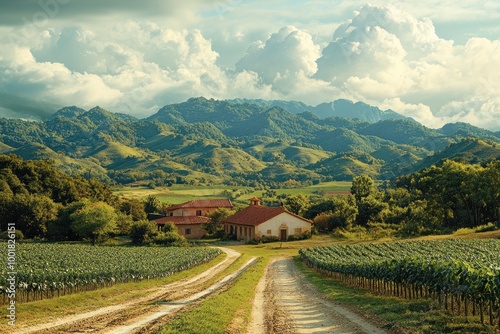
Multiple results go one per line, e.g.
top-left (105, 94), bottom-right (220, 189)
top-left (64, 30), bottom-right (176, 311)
top-left (0, 0), bottom-right (499, 130)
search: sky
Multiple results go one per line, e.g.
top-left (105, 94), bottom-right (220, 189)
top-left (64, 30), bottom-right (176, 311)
top-left (0, 0), bottom-right (499, 130)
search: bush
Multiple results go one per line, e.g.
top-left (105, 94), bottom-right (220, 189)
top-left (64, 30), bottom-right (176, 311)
top-left (367, 222), bottom-right (398, 239)
top-left (202, 229), bottom-right (225, 240)
top-left (0, 229), bottom-right (24, 240)
top-left (287, 231), bottom-right (312, 241)
top-left (154, 231), bottom-right (188, 246)
top-left (475, 223), bottom-right (497, 233)
top-left (332, 226), bottom-right (369, 241)
top-left (129, 220), bottom-right (158, 244)
top-left (257, 235), bottom-right (280, 243)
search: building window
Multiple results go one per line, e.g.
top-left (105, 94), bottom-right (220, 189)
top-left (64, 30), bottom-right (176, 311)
top-left (244, 227), bottom-right (247, 237)
top-left (295, 228), bottom-right (302, 234)
top-left (196, 210), bottom-right (202, 216)
top-left (169, 212), bottom-right (173, 216)
top-left (185, 228), bottom-right (191, 235)
top-left (267, 229), bottom-right (272, 235)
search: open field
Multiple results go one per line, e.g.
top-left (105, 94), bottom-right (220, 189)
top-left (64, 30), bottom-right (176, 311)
top-left (113, 181), bottom-right (353, 206)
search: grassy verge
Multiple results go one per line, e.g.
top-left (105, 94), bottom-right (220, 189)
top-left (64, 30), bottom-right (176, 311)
top-left (0, 252), bottom-right (227, 332)
top-left (156, 255), bottom-right (268, 334)
top-left (294, 257), bottom-right (500, 334)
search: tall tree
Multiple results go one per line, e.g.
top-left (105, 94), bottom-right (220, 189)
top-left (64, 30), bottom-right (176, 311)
top-left (356, 195), bottom-right (389, 226)
top-left (48, 200), bottom-right (88, 240)
top-left (5, 194), bottom-right (60, 238)
top-left (144, 195), bottom-right (161, 214)
top-left (205, 208), bottom-right (234, 235)
top-left (119, 198), bottom-right (147, 221)
top-left (285, 194), bottom-right (309, 215)
top-left (70, 201), bottom-right (117, 245)
top-left (481, 160), bottom-right (500, 225)
top-left (330, 195), bottom-right (358, 230)
top-left (351, 174), bottom-right (375, 202)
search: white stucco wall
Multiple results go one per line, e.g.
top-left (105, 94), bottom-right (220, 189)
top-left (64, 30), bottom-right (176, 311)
top-left (255, 212), bottom-right (311, 239)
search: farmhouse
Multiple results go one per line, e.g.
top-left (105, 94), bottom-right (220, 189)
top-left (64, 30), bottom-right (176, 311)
top-left (223, 197), bottom-right (312, 241)
top-left (165, 199), bottom-right (233, 217)
top-left (153, 199), bottom-right (233, 239)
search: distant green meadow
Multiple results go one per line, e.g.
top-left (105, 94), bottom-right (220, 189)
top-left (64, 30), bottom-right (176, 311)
top-left (113, 181), bottom-right (352, 206)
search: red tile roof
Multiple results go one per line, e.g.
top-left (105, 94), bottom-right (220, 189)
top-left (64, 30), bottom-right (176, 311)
top-left (166, 199), bottom-right (233, 211)
top-left (153, 216), bottom-right (210, 226)
top-left (223, 205), bottom-right (312, 226)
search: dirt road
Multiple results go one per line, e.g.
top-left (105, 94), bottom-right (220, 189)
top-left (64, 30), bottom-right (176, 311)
top-left (248, 257), bottom-right (388, 334)
top-left (16, 250), bottom-right (389, 334)
top-left (15, 247), bottom-right (252, 334)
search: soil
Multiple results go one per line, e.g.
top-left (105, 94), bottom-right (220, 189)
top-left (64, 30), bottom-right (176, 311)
top-left (249, 257), bottom-right (389, 334)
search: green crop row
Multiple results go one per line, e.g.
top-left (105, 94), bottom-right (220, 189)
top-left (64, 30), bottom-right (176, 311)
top-left (0, 243), bottom-right (220, 303)
top-left (300, 239), bottom-right (500, 327)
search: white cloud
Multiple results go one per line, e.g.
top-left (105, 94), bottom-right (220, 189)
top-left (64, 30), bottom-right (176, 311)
top-left (0, 3), bottom-right (499, 130)
top-left (235, 26), bottom-right (321, 83)
top-left (311, 4), bottom-right (500, 130)
top-left (379, 98), bottom-right (442, 128)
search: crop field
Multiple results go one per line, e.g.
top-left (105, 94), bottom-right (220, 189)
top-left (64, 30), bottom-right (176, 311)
top-left (300, 239), bottom-right (500, 327)
top-left (0, 243), bottom-right (220, 304)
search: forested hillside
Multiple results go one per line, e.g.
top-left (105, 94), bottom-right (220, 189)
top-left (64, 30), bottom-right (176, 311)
top-left (0, 97), bottom-right (499, 187)
top-left (0, 154), bottom-right (180, 243)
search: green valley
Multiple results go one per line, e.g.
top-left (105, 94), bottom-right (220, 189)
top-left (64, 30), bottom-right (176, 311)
top-left (0, 97), bottom-right (498, 187)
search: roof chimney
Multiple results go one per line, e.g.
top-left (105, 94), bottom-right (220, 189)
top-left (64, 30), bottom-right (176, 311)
top-left (250, 197), bottom-right (261, 206)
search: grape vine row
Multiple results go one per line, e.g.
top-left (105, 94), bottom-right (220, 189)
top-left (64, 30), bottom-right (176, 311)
top-left (300, 239), bottom-right (500, 328)
top-left (1, 243), bottom-right (221, 303)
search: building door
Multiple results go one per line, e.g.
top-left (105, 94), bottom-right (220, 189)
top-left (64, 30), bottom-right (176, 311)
top-left (280, 229), bottom-right (287, 241)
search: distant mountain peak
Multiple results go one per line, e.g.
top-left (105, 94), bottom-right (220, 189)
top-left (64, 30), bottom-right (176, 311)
top-left (48, 106), bottom-right (87, 120)
top-left (313, 99), bottom-right (409, 122)
top-left (227, 97), bottom-right (408, 123)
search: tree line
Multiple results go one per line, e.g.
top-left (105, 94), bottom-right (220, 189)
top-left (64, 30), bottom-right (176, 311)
top-left (277, 159), bottom-right (499, 237)
top-left (0, 154), bottom-right (184, 245)
top-left (1, 153), bottom-right (498, 242)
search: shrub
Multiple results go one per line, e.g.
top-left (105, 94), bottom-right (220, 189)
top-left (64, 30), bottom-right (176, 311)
top-left (129, 220), bottom-right (158, 244)
top-left (332, 226), bottom-right (370, 241)
top-left (0, 229), bottom-right (24, 240)
top-left (258, 235), bottom-right (280, 243)
top-left (287, 231), bottom-right (312, 241)
top-left (475, 222), bottom-right (497, 233)
top-left (154, 231), bottom-right (188, 247)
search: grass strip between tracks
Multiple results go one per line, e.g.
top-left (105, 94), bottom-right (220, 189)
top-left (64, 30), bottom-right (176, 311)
top-left (156, 254), bottom-right (268, 334)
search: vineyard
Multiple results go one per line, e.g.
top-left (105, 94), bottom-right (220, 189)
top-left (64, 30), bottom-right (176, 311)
top-left (300, 239), bottom-right (500, 328)
top-left (0, 243), bottom-right (221, 304)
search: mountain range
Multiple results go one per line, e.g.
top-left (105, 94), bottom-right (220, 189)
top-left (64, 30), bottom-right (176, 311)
top-left (0, 97), bottom-right (498, 185)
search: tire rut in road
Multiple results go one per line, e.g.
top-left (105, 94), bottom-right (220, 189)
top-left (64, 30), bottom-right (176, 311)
top-left (15, 247), bottom-right (242, 334)
top-left (264, 257), bottom-right (388, 334)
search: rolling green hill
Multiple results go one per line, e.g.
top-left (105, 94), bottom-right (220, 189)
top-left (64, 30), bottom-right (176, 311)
top-left (410, 138), bottom-right (500, 173)
top-left (0, 97), bottom-right (498, 185)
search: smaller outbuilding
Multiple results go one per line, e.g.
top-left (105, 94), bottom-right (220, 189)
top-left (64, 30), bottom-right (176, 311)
top-left (153, 216), bottom-right (209, 239)
top-left (152, 198), bottom-right (233, 239)
top-left (223, 197), bottom-right (312, 241)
